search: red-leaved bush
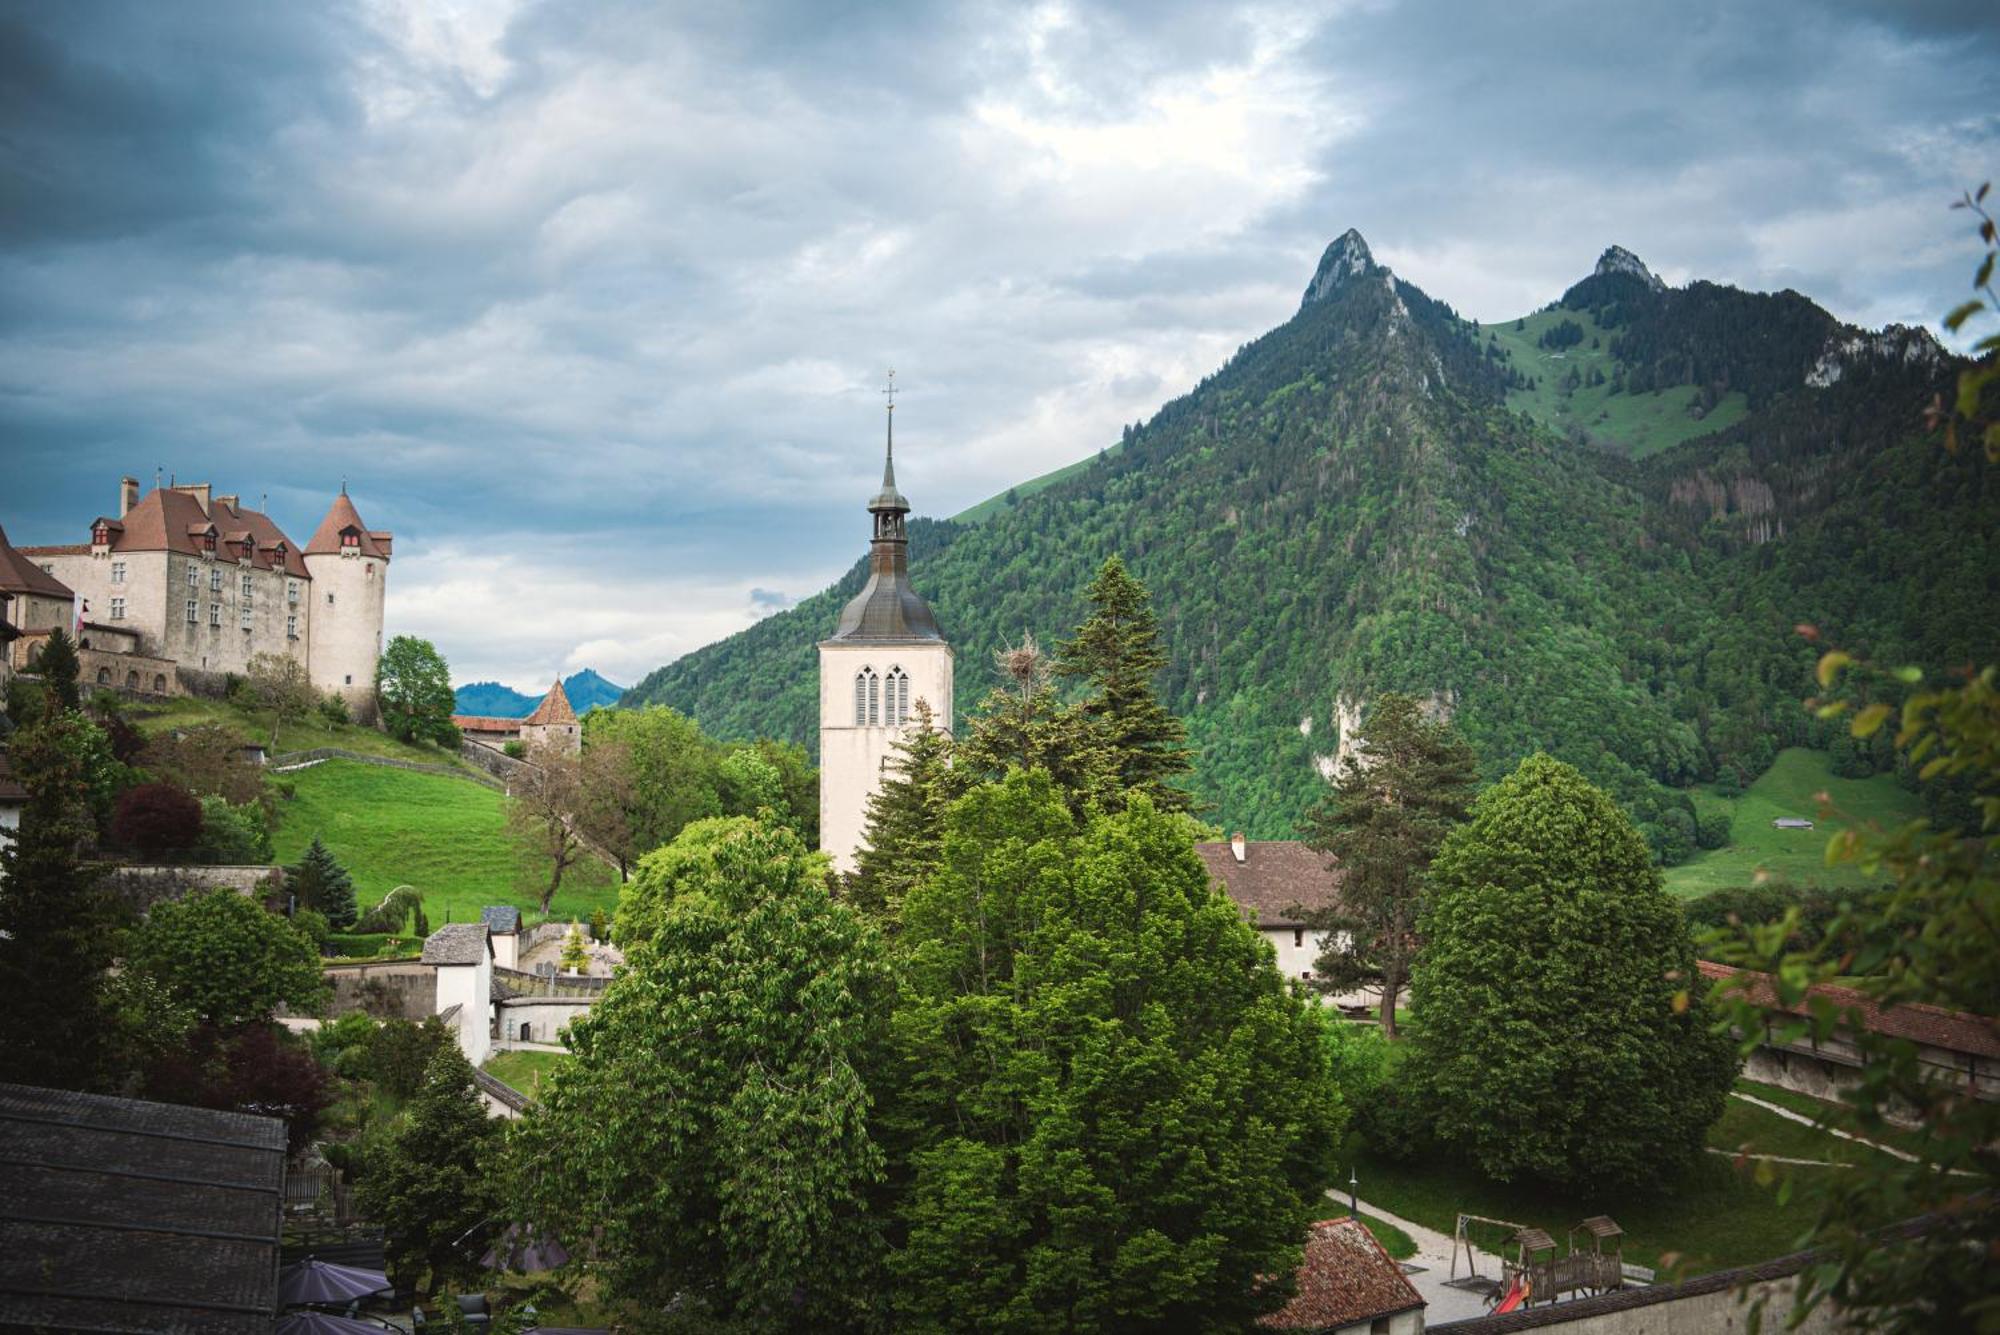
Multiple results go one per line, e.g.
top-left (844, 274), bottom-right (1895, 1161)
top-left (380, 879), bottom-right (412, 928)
top-left (111, 781), bottom-right (204, 856)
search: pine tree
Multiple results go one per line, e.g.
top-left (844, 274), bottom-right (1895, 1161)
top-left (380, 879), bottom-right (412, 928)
top-left (1054, 555), bottom-right (1193, 812)
top-left (0, 711), bottom-right (128, 1089)
top-left (357, 1042), bottom-right (499, 1294)
top-left (559, 920), bottom-right (589, 972)
top-left (36, 627), bottom-right (82, 713)
top-left (849, 698), bottom-right (957, 921)
top-left (1299, 693), bottom-right (1478, 1038)
top-left (288, 836), bottom-right (358, 930)
top-left (956, 635), bottom-right (1115, 813)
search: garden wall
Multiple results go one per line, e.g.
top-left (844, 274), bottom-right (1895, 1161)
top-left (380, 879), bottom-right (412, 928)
top-left (497, 995), bottom-right (594, 1046)
top-left (319, 959), bottom-right (438, 1021)
top-left (97, 863), bottom-right (282, 915)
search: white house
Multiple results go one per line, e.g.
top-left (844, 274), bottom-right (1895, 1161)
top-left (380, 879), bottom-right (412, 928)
top-left (1194, 835), bottom-right (1345, 985)
top-left (422, 922), bottom-right (494, 1068)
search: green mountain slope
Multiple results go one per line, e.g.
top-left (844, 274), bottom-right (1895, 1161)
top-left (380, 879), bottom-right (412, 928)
top-left (625, 233), bottom-right (1999, 844)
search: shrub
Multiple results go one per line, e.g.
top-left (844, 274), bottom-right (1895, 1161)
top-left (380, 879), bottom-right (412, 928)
top-left (291, 907), bottom-right (331, 950)
top-left (503, 740), bottom-right (526, 759)
top-left (1694, 805), bottom-right (1732, 850)
top-left (318, 692), bottom-right (351, 727)
top-left (112, 782), bottom-right (205, 856)
top-left (196, 796), bottom-right (274, 864)
top-left (366, 1017), bottom-right (452, 1102)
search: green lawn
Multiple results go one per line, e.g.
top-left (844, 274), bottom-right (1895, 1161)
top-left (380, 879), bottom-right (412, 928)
top-left (1663, 748), bottom-right (1921, 898)
top-left (1355, 1212), bottom-right (1417, 1261)
top-left (268, 759), bottom-right (618, 927)
top-left (1733, 1079), bottom-right (1932, 1160)
top-left (1481, 306), bottom-right (1749, 459)
top-left (133, 694), bottom-right (474, 770)
top-left (483, 1049), bottom-right (571, 1098)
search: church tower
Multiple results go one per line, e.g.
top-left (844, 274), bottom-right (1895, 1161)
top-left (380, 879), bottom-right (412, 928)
top-left (818, 379), bottom-right (953, 876)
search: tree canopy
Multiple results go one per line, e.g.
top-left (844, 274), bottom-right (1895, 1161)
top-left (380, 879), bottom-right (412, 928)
top-left (127, 888), bottom-right (327, 1030)
top-left (514, 815), bottom-right (889, 1328)
top-left (1055, 554), bottom-right (1194, 812)
top-left (358, 1041), bottom-right (500, 1295)
top-left (376, 635), bottom-right (459, 747)
top-left (1409, 753), bottom-right (1734, 1190)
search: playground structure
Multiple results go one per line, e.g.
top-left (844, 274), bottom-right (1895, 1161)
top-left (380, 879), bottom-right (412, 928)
top-left (1450, 1213), bottom-right (1629, 1311)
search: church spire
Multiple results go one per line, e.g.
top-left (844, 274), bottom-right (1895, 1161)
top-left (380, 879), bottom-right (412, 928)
top-left (869, 368), bottom-right (908, 521)
top-left (829, 369), bottom-right (940, 644)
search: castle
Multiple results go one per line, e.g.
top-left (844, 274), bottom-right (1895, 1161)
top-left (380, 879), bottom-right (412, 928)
top-left (818, 395), bottom-right (954, 875)
top-left (1, 477), bottom-right (391, 720)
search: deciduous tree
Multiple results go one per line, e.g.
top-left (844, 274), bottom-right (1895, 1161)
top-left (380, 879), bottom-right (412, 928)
top-left (884, 771), bottom-right (1344, 1331)
top-left (376, 635), bottom-right (459, 747)
top-left (127, 887), bottom-right (327, 1029)
top-left (513, 816), bottom-right (888, 1328)
top-left (243, 651), bottom-right (317, 750)
top-left (505, 749), bottom-right (585, 917)
top-left (1299, 692), bottom-right (1478, 1037)
top-left (111, 780), bottom-right (204, 856)
top-left (1409, 754), bottom-right (1734, 1190)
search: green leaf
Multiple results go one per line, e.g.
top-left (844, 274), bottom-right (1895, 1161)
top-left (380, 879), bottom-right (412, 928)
top-left (1893, 666), bottom-right (1923, 685)
top-left (1944, 299), bottom-right (1985, 332)
top-left (1815, 651), bottom-right (1851, 689)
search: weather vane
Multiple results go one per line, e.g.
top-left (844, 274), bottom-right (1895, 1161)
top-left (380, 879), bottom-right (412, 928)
top-left (882, 367), bottom-right (897, 412)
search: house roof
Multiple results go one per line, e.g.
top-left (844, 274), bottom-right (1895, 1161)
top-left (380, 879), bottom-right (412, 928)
top-left (1699, 960), bottom-right (2000, 1060)
top-left (22, 488), bottom-right (311, 578)
top-left (1260, 1216), bottom-right (1425, 1331)
top-left (305, 492), bottom-right (390, 559)
top-left (423, 922), bottom-right (492, 965)
top-left (480, 906), bottom-right (522, 934)
top-left (453, 715), bottom-right (524, 734)
top-left (524, 678), bottom-right (579, 727)
top-left (1194, 840), bottom-right (1344, 928)
top-left (0, 523), bottom-right (75, 599)
top-left (0, 1081), bottom-right (286, 1335)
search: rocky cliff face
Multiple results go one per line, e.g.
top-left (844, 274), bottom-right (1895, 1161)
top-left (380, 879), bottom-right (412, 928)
top-left (1301, 228), bottom-right (1379, 307)
top-left (1594, 244), bottom-right (1665, 292)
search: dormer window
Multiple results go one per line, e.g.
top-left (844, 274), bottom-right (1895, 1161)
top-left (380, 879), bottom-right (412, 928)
top-left (92, 524), bottom-right (110, 548)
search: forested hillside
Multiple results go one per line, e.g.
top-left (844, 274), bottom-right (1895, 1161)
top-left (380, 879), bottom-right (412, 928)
top-left (626, 234), bottom-right (2000, 852)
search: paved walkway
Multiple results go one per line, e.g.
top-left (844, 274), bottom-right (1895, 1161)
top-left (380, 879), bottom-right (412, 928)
top-left (1341, 1193), bottom-right (1505, 1325)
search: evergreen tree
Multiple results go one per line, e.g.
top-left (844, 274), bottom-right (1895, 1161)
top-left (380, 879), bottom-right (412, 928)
top-left (559, 920), bottom-right (588, 972)
top-left (512, 815), bottom-right (888, 1328)
top-left (288, 835), bottom-right (358, 929)
top-left (0, 711), bottom-right (128, 1089)
top-left (956, 636), bottom-right (1115, 813)
top-left (849, 698), bottom-right (957, 920)
top-left (884, 771), bottom-right (1344, 1330)
top-left (1299, 693), bottom-right (1478, 1037)
top-left (1409, 754), bottom-right (1735, 1190)
top-left (1055, 555), bottom-right (1194, 812)
top-left (36, 627), bottom-right (81, 713)
top-left (357, 1042), bottom-right (499, 1295)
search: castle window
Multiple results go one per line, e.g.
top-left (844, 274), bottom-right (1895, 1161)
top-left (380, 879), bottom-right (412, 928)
top-left (125, 670), bottom-right (138, 689)
top-left (286, 615), bottom-right (297, 639)
top-left (240, 573), bottom-right (253, 596)
top-left (185, 599), bottom-right (197, 624)
top-left (365, 563), bottom-right (374, 579)
top-left (109, 598), bottom-right (125, 619)
top-left (239, 608), bottom-right (253, 630)
top-left (153, 674), bottom-right (166, 693)
top-left (110, 562), bottom-right (125, 585)
top-left (209, 603), bottom-right (220, 627)
top-left (344, 674), bottom-right (352, 686)
top-left (187, 566), bottom-right (199, 587)
top-left (209, 569), bottom-right (222, 592)
top-left (96, 667), bottom-right (110, 685)
top-left (326, 592), bottom-right (335, 606)
top-left (287, 580), bottom-right (299, 604)
top-left (93, 526), bottom-right (108, 547)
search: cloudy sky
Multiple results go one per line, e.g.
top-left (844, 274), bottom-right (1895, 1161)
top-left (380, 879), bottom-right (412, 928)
top-left (3, 1), bottom-right (1995, 691)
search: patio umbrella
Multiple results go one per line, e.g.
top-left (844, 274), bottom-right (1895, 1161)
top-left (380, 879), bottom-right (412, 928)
top-left (481, 1224), bottom-right (571, 1274)
top-left (279, 1258), bottom-right (392, 1308)
top-left (275, 1312), bottom-right (394, 1335)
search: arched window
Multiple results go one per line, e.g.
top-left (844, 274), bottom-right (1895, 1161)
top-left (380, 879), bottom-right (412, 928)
top-left (854, 668), bottom-right (871, 725)
top-left (153, 674), bottom-right (166, 694)
top-left (125, 670), bottom-right (138, 689)
top-left (96, 667), bottom-right (111, 684)
top-left (867, 671), bottom-right (881, 725)
top-left (884, 667), bottom-right (910, 726)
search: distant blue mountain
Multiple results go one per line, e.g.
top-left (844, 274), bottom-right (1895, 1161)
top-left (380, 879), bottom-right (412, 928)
top-left (453, 668), bottom-right (627, 718)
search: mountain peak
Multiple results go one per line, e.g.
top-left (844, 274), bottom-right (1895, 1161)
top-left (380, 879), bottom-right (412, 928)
top-left (1594, 245), bottom-right (1664, 291)
top-left (1301, 229), bottom-right (1380, 307)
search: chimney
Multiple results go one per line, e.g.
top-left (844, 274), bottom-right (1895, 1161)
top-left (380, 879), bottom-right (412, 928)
top-left (171, 482), bottom-right (212, 514)
top-left (216, 494), bottom-right (240, 514)
top-left (1230, 831), bottom-right (1247, 864)
top-left (119, 477), bottom-right (139, 518)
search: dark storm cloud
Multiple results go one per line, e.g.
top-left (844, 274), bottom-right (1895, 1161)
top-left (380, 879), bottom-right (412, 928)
top-left (1, 0), bottom-right (1994, 686)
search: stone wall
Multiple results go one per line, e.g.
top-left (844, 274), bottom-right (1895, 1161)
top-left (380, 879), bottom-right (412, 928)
top-left (320, 959), bottom-right (438, 1021)
top-left (497, 996), bottom-right (594, 1046)
top-left (97, 863), bottom-right (282, 915)
top-left (460, 740), bottom-right (532, 785)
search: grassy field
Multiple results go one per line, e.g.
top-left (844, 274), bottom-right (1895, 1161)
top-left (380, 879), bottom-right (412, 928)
top-left (1734, 1079), bottom-right (1932, 1160)
top-left (1663, 747), bottom-right (1920, 898)
top-left (1481, 306), bottom-right (1749, 459)
top-left (132, 694), bottom-right (474, 770)
top-left (268, 759), bottom-right (619, 927)
top-left (483, 1049), bottom-right (571, 1098)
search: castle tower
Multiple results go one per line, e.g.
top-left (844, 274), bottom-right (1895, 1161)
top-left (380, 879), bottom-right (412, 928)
top-left (303, 487), bottom-right (391, 723)
top-left (818, 380), bottom-right (952, 876)
top-left (520, 676), bottom-right (581, 755)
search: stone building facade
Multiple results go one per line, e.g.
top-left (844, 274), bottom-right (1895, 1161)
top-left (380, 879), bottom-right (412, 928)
top-left (10, 478), bottom-right (390, 714)
top-left (817, 412), bottom-right (953, 876)
top-left (454, 678), bottom-right (583, 758)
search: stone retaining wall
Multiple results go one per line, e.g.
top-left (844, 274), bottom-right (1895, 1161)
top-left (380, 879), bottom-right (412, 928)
top-left (96, 863), bottom-right (282, 915)
top-left (319, 959), bottom-right (438, 1021)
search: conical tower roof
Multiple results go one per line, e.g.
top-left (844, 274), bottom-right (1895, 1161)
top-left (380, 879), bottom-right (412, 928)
top-left (305, 490), bottom-right (388, 558)
top-left (828, 393), bottom-right (942, 644)
top-left (524, 678), bottom-right (578, 726)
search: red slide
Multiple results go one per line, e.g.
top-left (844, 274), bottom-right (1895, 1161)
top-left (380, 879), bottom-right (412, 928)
top-left (1494, 1278), bottom-right (1529, 1313)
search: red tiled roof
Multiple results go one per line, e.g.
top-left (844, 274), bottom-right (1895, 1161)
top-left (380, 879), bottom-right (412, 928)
top-left (1195, 840), bottom-right (1344, 928)
top-left (0, 524), bottom-right (77, 599)
top-left (1699, 961), bottom-right (2000, 1060)
top-left (1260, 1217), bottom-right (1425, 1331)
top-left (453, 716), bottom-right (523, 734)
top-left (15, 544), bottom-right (90, 558)
top-left (36, 488), bottom-right (311, 578)
top-left (305, 493), bottom-right (389, 559)
top-left (523, 679), bottom-right (578, 727)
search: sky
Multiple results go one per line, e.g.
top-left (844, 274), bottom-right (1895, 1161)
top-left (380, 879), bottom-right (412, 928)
top-left (3, 0), bottom-right (1995, 691)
